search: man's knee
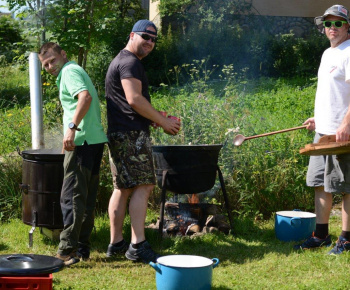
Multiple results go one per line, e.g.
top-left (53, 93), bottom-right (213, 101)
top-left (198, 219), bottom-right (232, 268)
top-left (136, 184), bottom-right (155, 196)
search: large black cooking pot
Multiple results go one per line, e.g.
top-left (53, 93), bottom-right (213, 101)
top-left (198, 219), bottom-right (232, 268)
top-left (18, 149), bottom-right (64, 229)
top-left (152, 145), bottom-right (222, 194)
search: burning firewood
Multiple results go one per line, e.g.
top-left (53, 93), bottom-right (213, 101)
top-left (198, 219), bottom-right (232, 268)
top-left (166, 221), bottom-right (180, 234)
top-left (185, 224), bottom-right (201, 235)
top-left (205, 214), bottom-right (230, 234)
top-left (202, 226), bottom-right (219, 233)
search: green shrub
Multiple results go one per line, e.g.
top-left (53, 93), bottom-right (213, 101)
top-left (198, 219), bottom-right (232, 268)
top-left (0, 156), bottom-right (22, 222)
top-left (270, 31), bottom-right (328, 77)
top-left (0, 66), bottom-right (30, 107)
top-left (0, 104), bottom-right (32, 154)
top-left (85, 43), bottom-right (115, 96)
top-left (0, 16), bottom-right (31, 65)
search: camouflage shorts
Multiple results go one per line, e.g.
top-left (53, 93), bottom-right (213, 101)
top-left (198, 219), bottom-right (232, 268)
top-left (107, 131), bottom-right (156, 189)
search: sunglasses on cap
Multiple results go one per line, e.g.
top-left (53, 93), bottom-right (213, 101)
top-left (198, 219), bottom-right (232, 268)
top-left (323, 20), bottom-right (348, 28)
top-left (134, 32), bottom-right (157, 43)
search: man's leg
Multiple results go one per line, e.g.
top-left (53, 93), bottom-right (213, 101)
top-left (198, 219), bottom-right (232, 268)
top-left (294, 186), bottom-right (332, 250)
top-left (57, 148), bottom-right (90, 265)
top-left (125, 184), bottom-right (159, 263)
top-left (108, 187), bottom-right (132, 244)
top-left (327, 194), bottom-right (350, 254)
top-left (77, 143), bottom-right (105, 260)
top-left (129, 184), bottom-right (154, 244)
top-left (315, 186), bottom-right (332, 224)
top-left (342, 193), bottom-right (350, 232)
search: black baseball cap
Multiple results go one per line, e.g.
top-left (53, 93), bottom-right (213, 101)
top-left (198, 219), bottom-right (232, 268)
top-left (132, 20), bottom-right (157, 36)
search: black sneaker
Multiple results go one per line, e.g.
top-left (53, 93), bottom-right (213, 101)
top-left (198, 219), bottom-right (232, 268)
top-left (328, 236), bottom-right (350, 255)
top-left (77, 245), bottom-right (90, 261)
top-left (293, 232), bottom-right (332, 250)
top-left (125, 241), bottom-right (160, 263)
top-left (106, 240), bottom-right (129, 257)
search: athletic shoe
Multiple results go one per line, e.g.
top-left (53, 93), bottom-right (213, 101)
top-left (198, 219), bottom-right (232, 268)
top-left (125, 241), bottom-right (160, 263)
top-left (293, 233), bottom-right (332, 250)
top-left (56, 252), bottom-right (80, 266)
top-left (77, 245), bottom-right (90, 261)
top-left (106, 240), bottom-right (129, 257)
top-left (328, 236), bottom-right (350, 255)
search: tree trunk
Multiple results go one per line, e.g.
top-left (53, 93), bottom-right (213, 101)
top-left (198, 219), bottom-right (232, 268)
top-left (82, 49), bottom-right (88, 69)
top-left (41, 0), bottom-right (46, 43)
top-left (78, 47), bottom-right (84, 67)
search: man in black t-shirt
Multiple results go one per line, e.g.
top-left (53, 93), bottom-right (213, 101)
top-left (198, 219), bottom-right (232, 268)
top-left (105, 20), bottom-right (180, 263)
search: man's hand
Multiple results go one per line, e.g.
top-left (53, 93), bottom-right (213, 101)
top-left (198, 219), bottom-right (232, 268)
top-left (303, 118), bottom-right (315, 131)
top-left (336, 105), bottom-right (350, 142)
top-left (63, 129), bottom-right (76, 151)
top-left (160, 118), bottom-right (181, 135)
top-left (336, 123), bottom-right (350, 142)
top-left (62, 90), bottom-right (91, 151)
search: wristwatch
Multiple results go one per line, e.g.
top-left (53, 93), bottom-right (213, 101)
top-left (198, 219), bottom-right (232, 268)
top-left (68, 122), bottom-right (81, 131)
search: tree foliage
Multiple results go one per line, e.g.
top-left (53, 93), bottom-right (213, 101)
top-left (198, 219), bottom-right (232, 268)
top-left (6, 0), bottom-right (146, 68)
top-left (0, 16), bottom-right (22, 44)
top-left (7, 0), bottom-right (47, 48)
top-left (45, 0), bottom-right (145, 68)
top-left (0, 16), bottom-right (27, 64)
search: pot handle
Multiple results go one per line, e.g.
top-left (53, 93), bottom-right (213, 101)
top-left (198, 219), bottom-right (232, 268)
top-left (16, 146), bottom-right (22, 157)
top-left (212, 258), bottom-right (219, 269)
top-left (290, 217), bottom-right (301, 227)
top-left (6, 255), bottom-right (34, 262)
top-left (149, 262), bottom-right (162, 274)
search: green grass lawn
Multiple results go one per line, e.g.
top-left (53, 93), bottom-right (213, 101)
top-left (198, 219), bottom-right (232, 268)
top-left (1, 212), bottom-right (349, 289)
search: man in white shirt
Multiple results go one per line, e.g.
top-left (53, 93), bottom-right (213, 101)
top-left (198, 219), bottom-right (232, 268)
top-left (295, 4), bottom-right (350, 254)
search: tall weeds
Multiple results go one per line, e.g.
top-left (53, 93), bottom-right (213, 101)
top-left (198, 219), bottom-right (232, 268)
top-left (0, 156), bottom-right (22, 222)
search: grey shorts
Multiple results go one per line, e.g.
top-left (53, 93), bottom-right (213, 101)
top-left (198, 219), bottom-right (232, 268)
top-left (306, 132), bottom-right (350, 193)
top-left (107, 130), bottom-right (156, 189)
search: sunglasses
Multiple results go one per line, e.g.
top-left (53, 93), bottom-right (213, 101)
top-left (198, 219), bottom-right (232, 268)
top-left (134, 32), bottom-right (157, 43)
top-left (323, 20), bottom-right (348, 28)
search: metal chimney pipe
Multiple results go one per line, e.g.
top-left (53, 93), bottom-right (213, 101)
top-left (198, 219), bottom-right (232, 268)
top-left (29, 52), bottom-right (44, 149)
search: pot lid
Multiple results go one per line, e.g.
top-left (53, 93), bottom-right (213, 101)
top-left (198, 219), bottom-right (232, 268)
top-left (0, 254), bottom-right (64, 275)
top-left (156, 255), bottom-right (213, 268)
top-left (276, 211), bottom-right (316, 218)
top-left (20, 149), bottom-right (64, 162)
top-left (22, 149), bottom-right (63, 154)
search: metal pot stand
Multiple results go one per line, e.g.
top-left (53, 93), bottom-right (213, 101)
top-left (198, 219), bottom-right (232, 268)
top-left (152, 145), bottom-right (234, 237)
top-left (158, 166), bottom-right (234, 237)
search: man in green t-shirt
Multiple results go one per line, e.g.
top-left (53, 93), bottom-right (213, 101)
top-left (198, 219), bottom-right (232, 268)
top-left (39, 42), bottom-right (108, 266)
